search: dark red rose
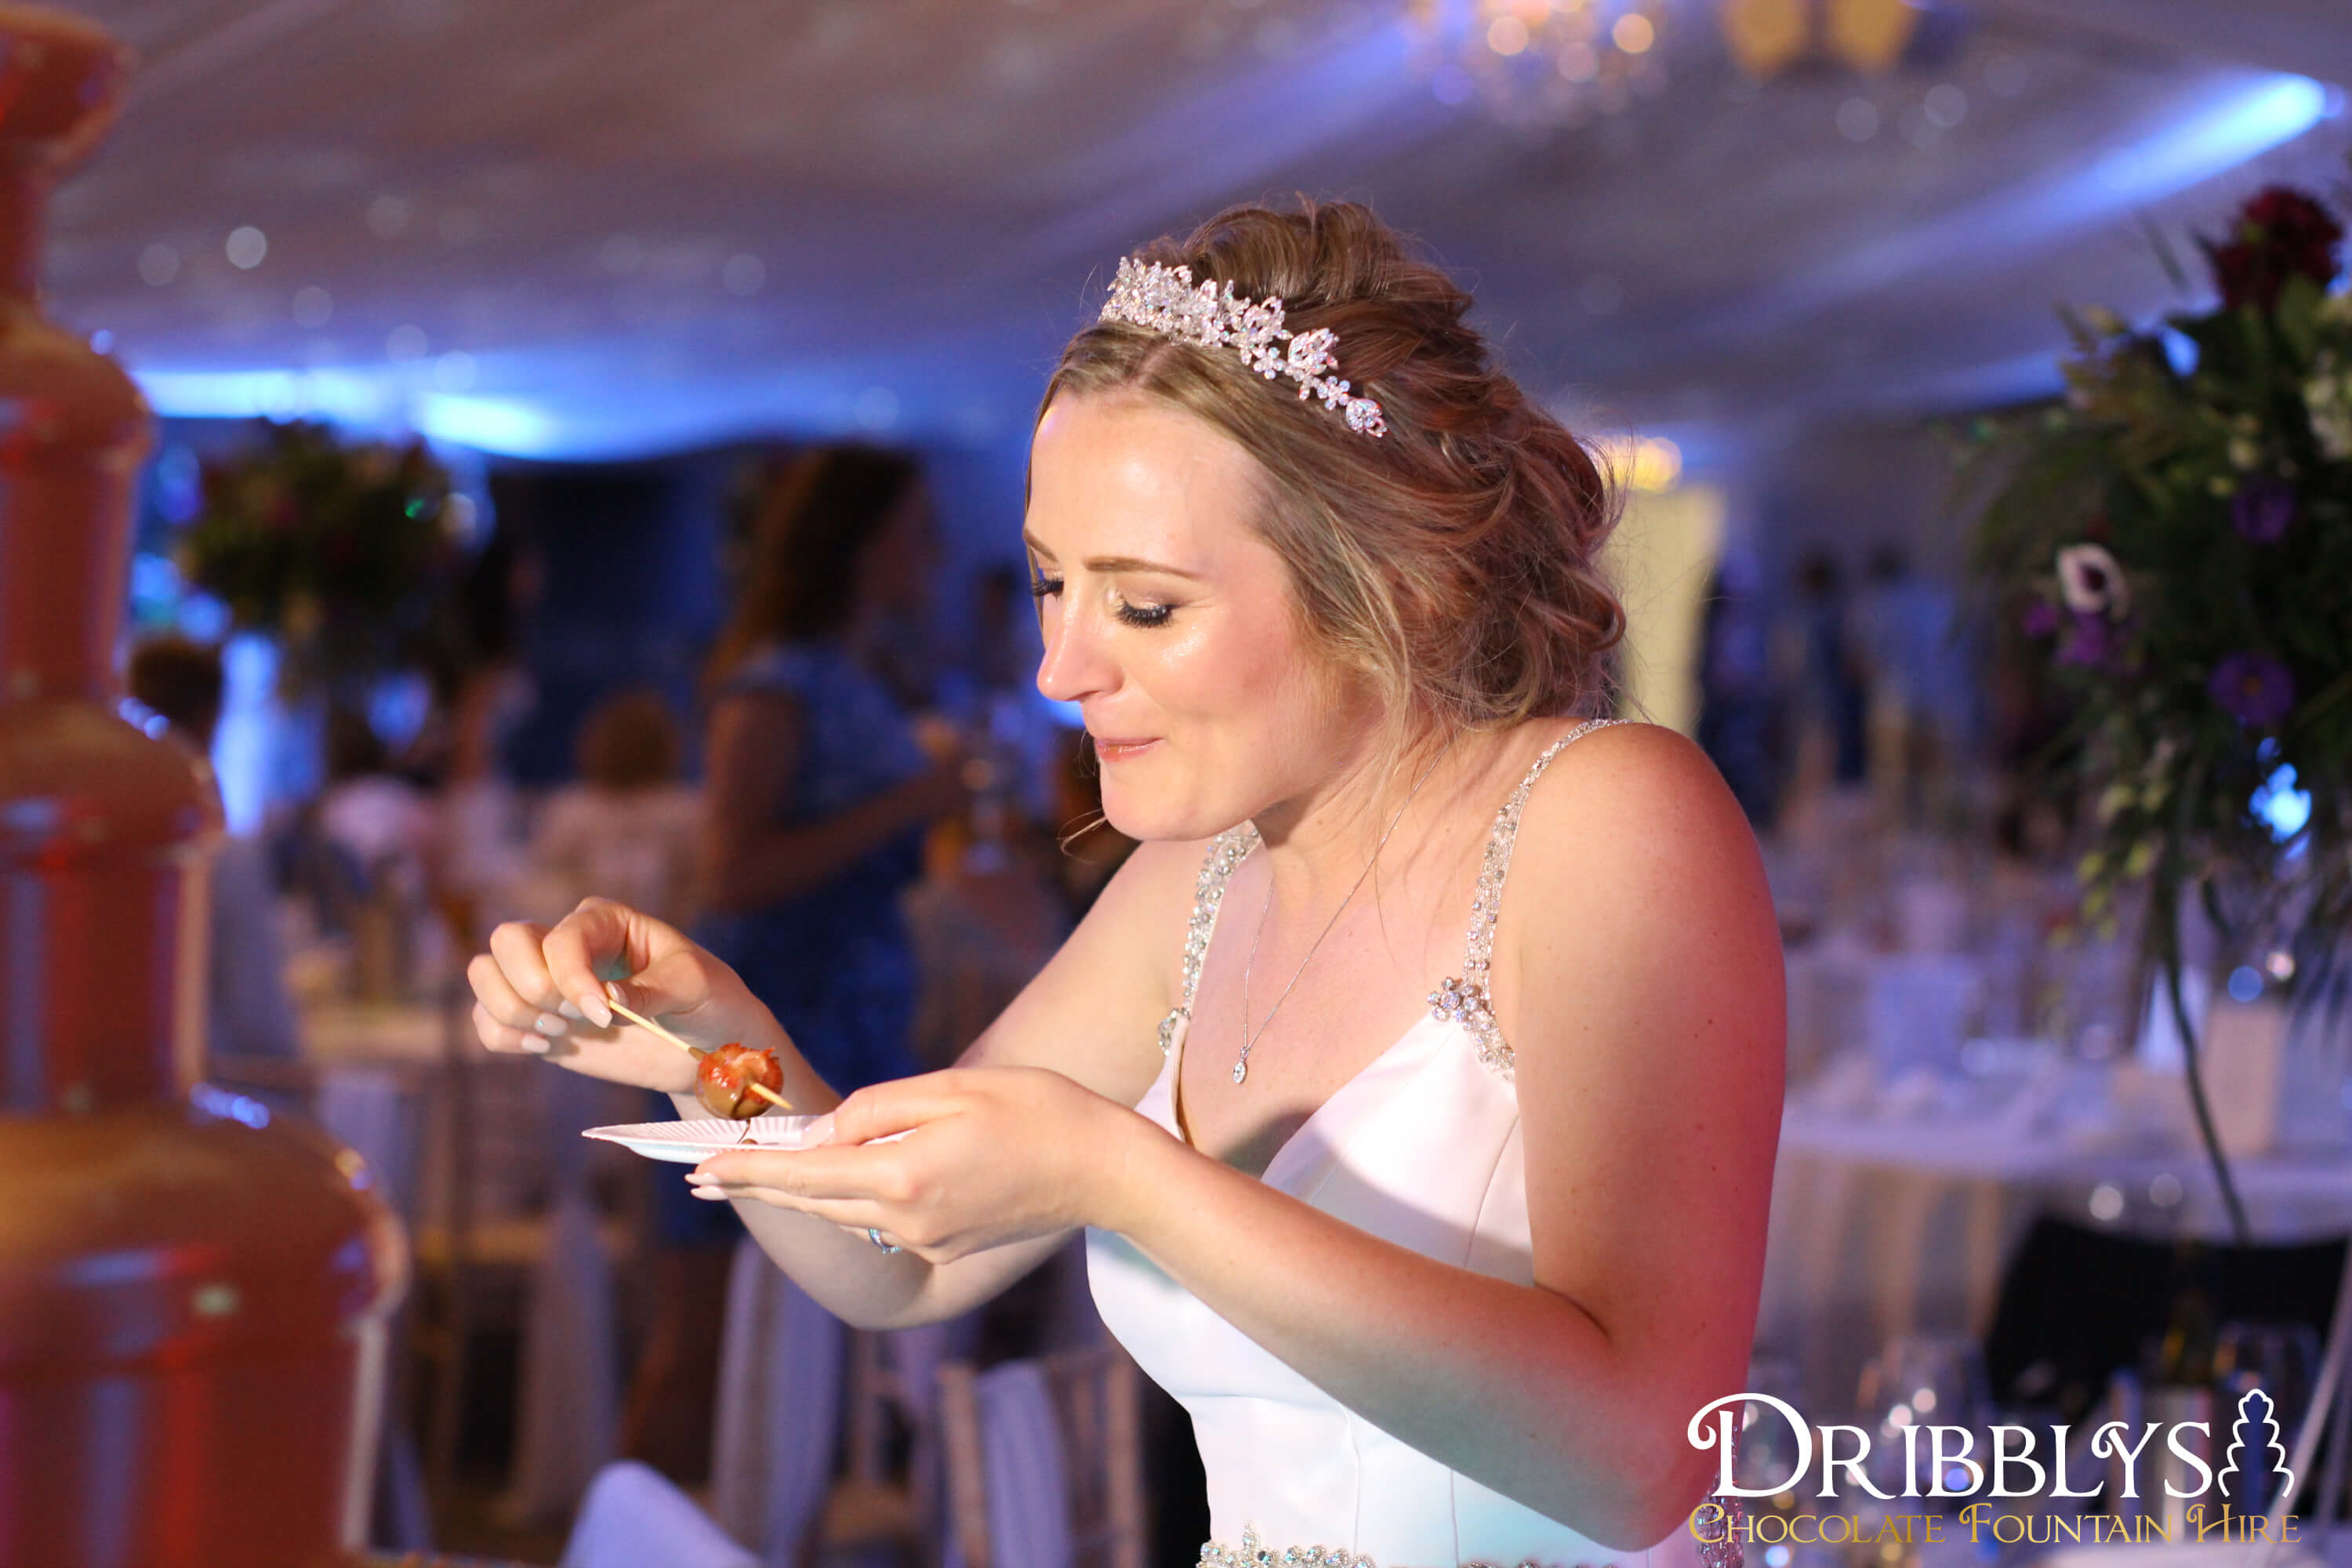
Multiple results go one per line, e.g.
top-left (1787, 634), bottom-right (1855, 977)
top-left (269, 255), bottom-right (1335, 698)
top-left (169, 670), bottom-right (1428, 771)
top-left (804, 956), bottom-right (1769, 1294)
top-left (2202, 186), bottom-right (2344, 312)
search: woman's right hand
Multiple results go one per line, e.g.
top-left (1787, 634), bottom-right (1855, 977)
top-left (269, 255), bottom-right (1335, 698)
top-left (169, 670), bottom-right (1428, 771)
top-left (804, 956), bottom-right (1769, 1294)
top-left (466, 897), bottom-right (779, 1093)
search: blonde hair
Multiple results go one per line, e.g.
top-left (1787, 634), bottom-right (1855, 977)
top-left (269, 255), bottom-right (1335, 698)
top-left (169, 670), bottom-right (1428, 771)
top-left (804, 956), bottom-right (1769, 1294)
top-left (1039, 198), bottom-right (1625, 753)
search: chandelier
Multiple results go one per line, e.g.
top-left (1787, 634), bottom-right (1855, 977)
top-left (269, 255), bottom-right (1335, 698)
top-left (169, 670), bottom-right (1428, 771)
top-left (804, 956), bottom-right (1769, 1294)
top-left (1406, 0), bottom-right (1928, 129)
top-left (1405, 0), bottom-right (1671, 130)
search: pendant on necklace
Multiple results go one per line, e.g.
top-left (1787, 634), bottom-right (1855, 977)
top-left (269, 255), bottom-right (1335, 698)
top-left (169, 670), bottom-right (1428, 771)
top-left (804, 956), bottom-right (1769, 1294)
top-left (1231, 1055), bottom-right (1247, 1085)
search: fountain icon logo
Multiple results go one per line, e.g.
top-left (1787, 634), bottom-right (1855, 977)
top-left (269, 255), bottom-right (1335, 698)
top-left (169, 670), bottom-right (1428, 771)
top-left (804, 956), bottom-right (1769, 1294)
top-left (2216, 1385), bottom-right (2295, 1503)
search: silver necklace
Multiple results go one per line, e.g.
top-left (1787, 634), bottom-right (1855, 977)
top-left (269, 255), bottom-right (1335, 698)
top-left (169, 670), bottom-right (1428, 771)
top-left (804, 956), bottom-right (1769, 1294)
top-left (1232, 739), bottom-right (1452, 1086)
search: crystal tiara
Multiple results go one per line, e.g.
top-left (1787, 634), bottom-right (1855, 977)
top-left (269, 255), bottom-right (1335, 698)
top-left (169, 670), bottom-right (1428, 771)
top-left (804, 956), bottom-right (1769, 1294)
top-left (1098, 257), bottom-right (1388, 437)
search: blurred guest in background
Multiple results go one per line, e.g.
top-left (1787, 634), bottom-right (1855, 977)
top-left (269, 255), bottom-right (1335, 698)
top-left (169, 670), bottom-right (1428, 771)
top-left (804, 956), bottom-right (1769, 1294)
top-left (1695, 546), bottom-right (1784, 827)
top-left (128, 635), bottom-right (303, 1066)
top-left (534, 687), bottom-right (701, 925)
top-left (618, 444), bottom-right (970, 1479)
top-left (316, 707), bottom-right (439, 890)
top-left (1851, 544), bottom-right (1973, 829)
top-left (311, 709), bottom-right (440, 1001)
top-left (692, 443), bottom-right (967, 1094)
top-left (1792, 549), bottom-right (1869, 790)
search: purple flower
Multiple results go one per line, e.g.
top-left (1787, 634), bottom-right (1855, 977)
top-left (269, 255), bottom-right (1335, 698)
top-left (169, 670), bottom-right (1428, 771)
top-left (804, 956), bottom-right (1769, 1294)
top-left (2021, 600), bottom-right (2061, 638)
top-left (2208, 652), bottom-right (2296, 726)
top-left (2231, 478), bottom-right (2296, 543)
top-left (2055, 613), bottom-right (2114, 668)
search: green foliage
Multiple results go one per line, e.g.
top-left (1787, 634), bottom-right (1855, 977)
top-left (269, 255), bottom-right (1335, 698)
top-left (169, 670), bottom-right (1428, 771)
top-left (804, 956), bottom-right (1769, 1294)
top-left (1963, 187), bottom-right (2352, 1006)
top-left (173, 421), bottom-right (469, 702)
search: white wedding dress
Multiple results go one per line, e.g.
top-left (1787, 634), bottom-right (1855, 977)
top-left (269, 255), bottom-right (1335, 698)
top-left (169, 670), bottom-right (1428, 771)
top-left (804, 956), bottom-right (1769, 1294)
top-left (1086, 720), bottom-right (1708, 1568)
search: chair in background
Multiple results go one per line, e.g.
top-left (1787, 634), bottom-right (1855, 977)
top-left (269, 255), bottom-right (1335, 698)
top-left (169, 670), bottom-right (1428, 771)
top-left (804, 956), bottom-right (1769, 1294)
top-left (936, 1344), bottom-right (1145, 1568)
top-left (819, 1321), bottom-right (960, 1563)
top-left (709, 1237), bottom-right (849, 1565)
top-left (561, 1460), bottom-right (758, 1568)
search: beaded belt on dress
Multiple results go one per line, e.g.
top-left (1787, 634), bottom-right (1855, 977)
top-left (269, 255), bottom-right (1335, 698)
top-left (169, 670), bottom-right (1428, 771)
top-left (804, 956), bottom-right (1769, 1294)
top-left (1197, 1523), bottom-right (1606, 1568)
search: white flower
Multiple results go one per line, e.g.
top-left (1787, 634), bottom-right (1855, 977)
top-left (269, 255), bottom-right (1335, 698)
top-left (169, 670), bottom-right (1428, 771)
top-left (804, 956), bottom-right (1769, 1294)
top-left (2307, 358), bottom-right (2352, 461)
top-left (2057, 543), bottom-right (2129, 618)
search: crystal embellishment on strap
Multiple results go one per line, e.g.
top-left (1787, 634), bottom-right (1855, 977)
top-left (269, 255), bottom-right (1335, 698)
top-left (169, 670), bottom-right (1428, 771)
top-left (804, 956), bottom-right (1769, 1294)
top-left (1196, 1523), bottom-right (1595, 1568)
top-left (1161, 825), bottom-right (1261, 1058)
top-left (1100, 258), bottom-right (1388, 437)
top-left (1427, 717), bottom-right (1627, 1082)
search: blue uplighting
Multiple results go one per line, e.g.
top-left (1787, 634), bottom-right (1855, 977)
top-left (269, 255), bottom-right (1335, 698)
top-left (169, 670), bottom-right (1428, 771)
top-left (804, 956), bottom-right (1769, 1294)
top-left (191, 1081), bottom-right (272, 1130)
top-left (2253, 761), bottom-right (2313, 842)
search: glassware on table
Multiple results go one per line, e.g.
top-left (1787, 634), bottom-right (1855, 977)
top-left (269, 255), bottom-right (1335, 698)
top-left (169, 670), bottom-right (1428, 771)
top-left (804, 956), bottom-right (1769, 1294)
top-left (1855, 1331), bottom-right (1994, 1504)
top-left (1864, 956), bottom-right (1987, 1083)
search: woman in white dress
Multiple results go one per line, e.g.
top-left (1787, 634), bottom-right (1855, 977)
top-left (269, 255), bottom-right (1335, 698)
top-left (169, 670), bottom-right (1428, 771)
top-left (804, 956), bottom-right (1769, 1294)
top-left (467, 199), bottom-right (1784, 1568)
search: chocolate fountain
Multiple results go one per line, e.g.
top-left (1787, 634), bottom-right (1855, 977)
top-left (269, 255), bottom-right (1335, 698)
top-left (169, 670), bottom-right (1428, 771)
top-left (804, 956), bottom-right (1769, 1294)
top-left (0, 7), bottom-right (408, 1563)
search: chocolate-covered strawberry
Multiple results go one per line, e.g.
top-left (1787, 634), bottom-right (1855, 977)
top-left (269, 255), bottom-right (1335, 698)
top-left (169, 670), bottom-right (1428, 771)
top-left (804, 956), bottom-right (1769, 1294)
top-left (695, 1042), bottom-right (785, 1120)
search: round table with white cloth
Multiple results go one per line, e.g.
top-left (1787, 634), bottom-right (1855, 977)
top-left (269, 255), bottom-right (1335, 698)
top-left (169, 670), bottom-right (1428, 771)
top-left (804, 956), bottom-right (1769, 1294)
top-left (1759, 1055), bottom-right (2352, 1416)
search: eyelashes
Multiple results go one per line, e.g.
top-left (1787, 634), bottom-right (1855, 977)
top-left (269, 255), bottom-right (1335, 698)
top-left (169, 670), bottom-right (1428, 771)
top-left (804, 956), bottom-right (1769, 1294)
top-left (1026, 572), bottom-right (1174, 630)
top-left (1115, 599), bottom-right (1174, 629)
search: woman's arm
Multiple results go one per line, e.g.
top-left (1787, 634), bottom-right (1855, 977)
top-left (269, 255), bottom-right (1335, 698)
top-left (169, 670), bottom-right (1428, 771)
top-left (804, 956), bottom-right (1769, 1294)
top-left (704, 834), bottom-right (1202, 1329)
top-left (1090, 725), bottom-right (1784, 1548)
top-left (710, 726), bottom-right (1785, 1544)
top-left (696, 688), bottom-right (961, 914)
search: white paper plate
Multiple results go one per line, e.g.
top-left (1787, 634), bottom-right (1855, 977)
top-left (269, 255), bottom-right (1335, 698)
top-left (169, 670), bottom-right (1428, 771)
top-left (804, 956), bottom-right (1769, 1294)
top-left (583, 1115), bottom-right (915, 1163)
top-left (583, 1116), bottom-right (828, 1163)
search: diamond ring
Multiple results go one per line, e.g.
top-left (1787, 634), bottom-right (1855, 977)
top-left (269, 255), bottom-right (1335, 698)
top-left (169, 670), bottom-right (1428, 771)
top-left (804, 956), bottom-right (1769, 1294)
top-left (868, 1227), bottom-right (901, 1254)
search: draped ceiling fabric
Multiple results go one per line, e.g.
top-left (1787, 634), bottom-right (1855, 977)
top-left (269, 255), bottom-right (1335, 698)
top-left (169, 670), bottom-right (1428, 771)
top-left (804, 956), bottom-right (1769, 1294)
top-left (46, 0), bottom-right (2352, 463)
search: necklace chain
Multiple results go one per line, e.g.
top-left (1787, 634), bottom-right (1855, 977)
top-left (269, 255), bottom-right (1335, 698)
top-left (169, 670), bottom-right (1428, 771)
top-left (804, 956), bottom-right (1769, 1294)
top-left (1233, 739), bottom-right (1453, 1087)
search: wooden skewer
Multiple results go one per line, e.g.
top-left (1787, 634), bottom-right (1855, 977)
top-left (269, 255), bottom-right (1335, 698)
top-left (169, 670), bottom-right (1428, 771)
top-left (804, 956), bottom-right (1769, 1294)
top-left (603, 991), bottom-right (794, 1112)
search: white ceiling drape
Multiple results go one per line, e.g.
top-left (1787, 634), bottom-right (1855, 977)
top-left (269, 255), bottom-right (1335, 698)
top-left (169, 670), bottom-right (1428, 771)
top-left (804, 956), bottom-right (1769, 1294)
top-left (50, 0), bottom-right (2352, 460)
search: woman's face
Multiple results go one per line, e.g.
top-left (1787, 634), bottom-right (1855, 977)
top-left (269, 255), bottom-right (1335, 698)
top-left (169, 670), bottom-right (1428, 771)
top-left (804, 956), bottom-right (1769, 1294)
top-left (1024, 392), bottom-right (1373, 841)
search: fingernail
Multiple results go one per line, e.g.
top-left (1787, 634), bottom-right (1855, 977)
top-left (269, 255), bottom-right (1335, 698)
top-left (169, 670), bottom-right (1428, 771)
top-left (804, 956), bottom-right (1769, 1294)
top-left (556, 999), bottom-right (584, 1021)
top-left (586, 985), bottom-right (616, 1029)
top-left (689, 1185), bottom-right (728, 1202)
top-left (533, 1013), bottom-right (567, 1036)
top-left (521, 1037), bottom-right (551, 1054)
top-left (806, 1113), bottom-right (837, 1146)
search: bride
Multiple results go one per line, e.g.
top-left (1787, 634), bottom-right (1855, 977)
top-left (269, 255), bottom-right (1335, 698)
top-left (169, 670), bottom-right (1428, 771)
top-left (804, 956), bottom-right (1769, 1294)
top-left (468, 199), bottom-right (1784, 1568)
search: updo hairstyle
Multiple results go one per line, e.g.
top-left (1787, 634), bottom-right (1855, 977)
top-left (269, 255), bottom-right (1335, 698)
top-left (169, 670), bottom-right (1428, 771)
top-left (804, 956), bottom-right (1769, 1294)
top-left (1039, 198), bottom-right (1627, 743)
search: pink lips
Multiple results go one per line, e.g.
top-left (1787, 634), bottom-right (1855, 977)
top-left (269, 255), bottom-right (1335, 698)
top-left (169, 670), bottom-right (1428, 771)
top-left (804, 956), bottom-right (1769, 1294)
top-left (1092, 736), bottom-right (1160, 763)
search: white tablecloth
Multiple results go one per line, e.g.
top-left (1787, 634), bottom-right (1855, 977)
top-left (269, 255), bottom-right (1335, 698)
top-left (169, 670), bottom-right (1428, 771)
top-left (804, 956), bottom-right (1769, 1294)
top-left (1760, 1093), bottom-right (2352, 1415)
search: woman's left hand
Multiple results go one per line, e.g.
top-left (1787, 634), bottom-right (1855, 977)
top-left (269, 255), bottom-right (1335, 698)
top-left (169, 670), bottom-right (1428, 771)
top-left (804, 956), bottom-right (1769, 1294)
top-left (686, 1066), bottom-right (1150, 1261)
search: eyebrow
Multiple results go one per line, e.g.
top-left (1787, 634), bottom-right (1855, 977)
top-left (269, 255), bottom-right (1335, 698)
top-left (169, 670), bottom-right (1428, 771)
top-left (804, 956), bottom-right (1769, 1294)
top-left (1022, 535), bottom-right (1203, 581)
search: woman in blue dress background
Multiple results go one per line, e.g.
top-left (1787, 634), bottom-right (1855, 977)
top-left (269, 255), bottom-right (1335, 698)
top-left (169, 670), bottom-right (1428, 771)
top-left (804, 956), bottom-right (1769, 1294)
top-left (691, 445), bottom-right (968, 1094)
top-left (620, 444), bottom-right (970, 1479)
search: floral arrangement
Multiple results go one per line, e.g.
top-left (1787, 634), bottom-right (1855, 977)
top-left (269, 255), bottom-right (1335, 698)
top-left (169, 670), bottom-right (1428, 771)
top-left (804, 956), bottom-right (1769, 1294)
top-left (1965, 183), bottom-right (2352, 1238)
top-left (173, 421), bottom-right (470, 702)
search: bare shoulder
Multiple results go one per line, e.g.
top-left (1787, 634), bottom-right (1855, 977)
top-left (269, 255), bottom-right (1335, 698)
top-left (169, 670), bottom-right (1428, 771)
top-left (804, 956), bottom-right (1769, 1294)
top-left (1497, 719), bottom-right (1784, 1058)
top-left (1512, 720), bottom-right (1766, 903)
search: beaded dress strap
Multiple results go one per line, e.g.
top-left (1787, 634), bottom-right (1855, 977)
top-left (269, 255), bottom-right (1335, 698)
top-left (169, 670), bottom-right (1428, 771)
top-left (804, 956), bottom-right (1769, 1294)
top-left (1158, 825), bottom-right (1260, 1058)
top-left (1426, 717), bottom-right (1626, 1081)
